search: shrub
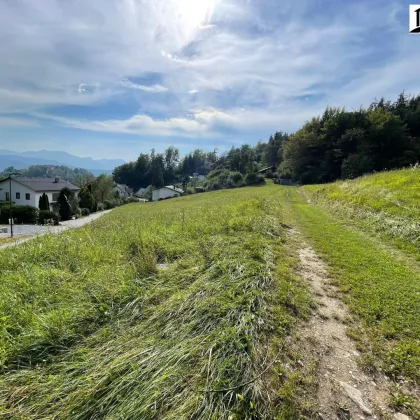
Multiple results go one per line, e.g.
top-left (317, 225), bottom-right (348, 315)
top-left (38, 210), bottom-right (59, 226)
top-left (38, 193), bottom-right (50, 211)
top-left (73, 208), bottom-right (82, 219)
top-left (97, 203), bottom-right (105, 211)
top-left (245, 172), bottom-right (266, 186)
top-left (0, 205), bottom-right (38, 224)
top-left (80, 208), bottom-right (90, 217)
top-left (206, 169), bottom-right (225, 179)
top-left (79, 187), bottom-right (96, 212)
top-left (228, 171), bottom-right (244, 185)
top-left (205, 178), bottom-right (223, 191)
top-left (58, 192), bottom-right (72, 221)
top-left (186, 187), bottom-right (195, 195)
top-left (104, 200), bottom-right (117, 209)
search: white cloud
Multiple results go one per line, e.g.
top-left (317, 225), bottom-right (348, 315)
top-left (119, 79), bottom-right (168, 93)
top-left (0, 0), bottom-right (418, 144)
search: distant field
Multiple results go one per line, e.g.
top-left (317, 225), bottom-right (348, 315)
top-left (0, 184), bottom-right (311, 419)
top-left (301, 167), bottom-right (420, 251)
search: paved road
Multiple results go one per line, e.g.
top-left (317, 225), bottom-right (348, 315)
top-left (0, 210), bottom-right (112, 250)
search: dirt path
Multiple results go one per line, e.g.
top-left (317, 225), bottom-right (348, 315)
top-left (292, 237), bottom-right (409, 419)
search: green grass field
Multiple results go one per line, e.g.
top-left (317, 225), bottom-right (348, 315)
top-left (301, 167), bottom-right (420, 253)
top-left (0, 184), bottom-right (312, 419)
top-left (1, 177), bottom-right (419, 418)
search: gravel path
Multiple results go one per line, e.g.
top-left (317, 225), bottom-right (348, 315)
top-left (0, 210), bottom-right (112, 250)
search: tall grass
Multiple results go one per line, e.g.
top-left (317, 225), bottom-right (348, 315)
top-left (0, 185), bottom-right (310, 419)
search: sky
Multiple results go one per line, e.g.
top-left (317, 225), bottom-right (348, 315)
top-left (0, 0), bottom-right (419, 161)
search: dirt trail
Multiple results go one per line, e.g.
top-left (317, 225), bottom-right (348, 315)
top-left (294, 241), bottom-right (408, 419)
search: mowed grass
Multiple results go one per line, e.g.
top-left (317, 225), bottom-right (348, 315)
top-left (286, 188), bottom-right (420, 389)
top-left (0, 184), bottom-right (311, 419)
top-left (301, 167), bottom-right (420, 252)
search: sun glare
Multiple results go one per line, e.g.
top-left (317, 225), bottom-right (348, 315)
top-left (175, 0), bottom-right (219, 28)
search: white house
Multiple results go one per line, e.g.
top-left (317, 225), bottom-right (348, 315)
top-left (0, 177), bottom-right (79, 209)
top-left (152, 186), bottom-right (184, 202)
top-left (191, 173), bottom-right (206, 181)
top-left (113, 184), bottom-right (133, 198)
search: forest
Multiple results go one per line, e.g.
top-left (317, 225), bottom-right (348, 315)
top-left (113, 93), bottom-right (420, 188)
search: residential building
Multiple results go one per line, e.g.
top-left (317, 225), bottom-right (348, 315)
top-left (113, 184), bottom-right (133, 198)
top-left (152, 186), bottom-right (184, 202)
top-left (0, 177), bottom-right (79, 209)
top-left (135, 186), bottom-right (151, 198)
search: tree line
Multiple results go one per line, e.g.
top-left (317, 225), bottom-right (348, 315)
top-left (0, 165), bottom-right (96, 187)
top-left (278, 93), bottom-right (420, 183)
top-left (114, 93), bottom-right (420, 188)
top-left (112, 142), bottom-right (276, 190)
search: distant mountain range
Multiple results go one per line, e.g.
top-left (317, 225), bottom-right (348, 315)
top-left (0, 149), bottom-right (125, 175)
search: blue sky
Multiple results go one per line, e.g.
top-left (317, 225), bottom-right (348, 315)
top-left (0, 0), bottom-right (418, 160)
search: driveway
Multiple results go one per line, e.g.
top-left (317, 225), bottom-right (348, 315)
top-left (0, 210), bottom-right (112, 250)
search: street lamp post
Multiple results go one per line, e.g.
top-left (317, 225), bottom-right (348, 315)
top-left (6, 172), bottom-right (20, 238)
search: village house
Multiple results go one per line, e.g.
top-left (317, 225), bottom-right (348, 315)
top-left (152, 185), bottom-right (184, 202)
top-left (0, 177), bottom-right (79, 209)
top-left (113, 184), bottom-right (133, 198)
top-left (134, 186), bottom-right (151, 198)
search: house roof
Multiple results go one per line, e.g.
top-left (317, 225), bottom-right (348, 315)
top-left (0, 177), bottom-right (80, 192)
top-left (258, 166), bottom-right (275, 173)
top-left (115, 184), bottom-right (133, 195)
top-left (165, 185), bottom-right (184, 193)
top-left (154, 185), bottom-right (184, 194)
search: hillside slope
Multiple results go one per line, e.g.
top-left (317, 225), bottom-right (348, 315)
top-left (0, 184), bottom-right (311, 419)
top-left (301, 167), bottom-right (420, 251)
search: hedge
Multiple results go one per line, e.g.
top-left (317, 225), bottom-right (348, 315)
top-left (0, 204), bottom-right (38, 224)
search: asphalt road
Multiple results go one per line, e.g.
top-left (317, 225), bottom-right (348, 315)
top-left (0, 210), bottom-right (112, 250)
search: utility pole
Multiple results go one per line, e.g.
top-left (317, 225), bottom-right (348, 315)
top-left (6, 172), bottom-right (20, 238)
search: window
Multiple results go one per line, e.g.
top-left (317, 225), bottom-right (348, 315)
top-left (26, 193), bottom-right (30, 200)
top-left (52, 192), bottom-right (59, 201)
top-left (5, 192), bottom-right (9, 201)
top-left (16, 192), bottom-right (20, 199)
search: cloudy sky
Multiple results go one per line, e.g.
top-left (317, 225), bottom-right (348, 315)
top-left (0, 0), bottom-right (418, 160)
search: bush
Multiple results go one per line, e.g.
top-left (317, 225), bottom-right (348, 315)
top-left (245, 172), bottom-right (266, 186)
top-left (80, 208), bottom-right (90, 217)
top-left (204, 170), bottom-right (246, 191)
top-left (58, 192), bottom-right (72, 221)
top-left (103, 200), bottom-right (117, 209)
top-left (186, 187), bottom-right (195, 195)
top-left (228, 171), bottom-right (244, 185)
top-left (205, 178), bottom-right (223, 191)
top-left (127, 197), bottom-right (140, 203)
top-left (97, 203), bottom-right (105, 211)
top-left (0, 204), bottom-right (38, 224)
top-left (79, 188), bottom-right (96, 213)
top-left (38, 210), bottom-right (59, 226)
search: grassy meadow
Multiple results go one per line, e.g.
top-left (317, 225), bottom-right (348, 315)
top-left (2, 176), bottom-right (420, 418)
top-left (301, 167), bottom-right (420, 252)
top-left (0, 184), bottom-right (311, 419)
